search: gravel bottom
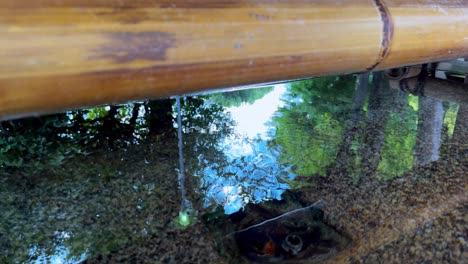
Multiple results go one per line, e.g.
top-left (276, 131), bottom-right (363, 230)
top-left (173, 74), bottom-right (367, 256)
top-left (83, 108), bottom-right (467, 263)
top-left (357, 204), bottom-right (467, 264)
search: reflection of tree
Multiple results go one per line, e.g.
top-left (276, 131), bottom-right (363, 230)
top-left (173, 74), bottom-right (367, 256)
top-left (375, 94), bottom-right (418, 179)
top-left (334, 73), bottom-right (421, 181)
top-left (209, 86), bottom-right (273, 107)
top-left (0, 99), bottom-right (175, 262)
top-left (451, 105), bottom-right (467, 147)
top-left (332, 73), bottom-right (405, 180)
top-left (180, 96), bottom-right (235, 170)
top-left (1, 96), bottom-right (231, 263)
top-left (334, 73), bottom-right (369, 179)
top-left (0, 115), bottom-right (82, 174)
top-left (413, 97), bottom-right (445, 166)
top-left (359, 73), bottom-right (396, 178)
top-left (270, 75), bottom-right (356, 177)
top-left (0, 141), bottom-right (182, 263)
top-left (266, 71), bottom-right (459, 184)
top-left (145, 100), bottom-right (174, 136)
top-left (0, 99), bottom-right (179, 175)
top-left (74, 102), bottom-right (153, 147)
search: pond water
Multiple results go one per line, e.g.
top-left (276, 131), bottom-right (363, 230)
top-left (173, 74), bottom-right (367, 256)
top-left (0, 72), bottom-right (466, 263)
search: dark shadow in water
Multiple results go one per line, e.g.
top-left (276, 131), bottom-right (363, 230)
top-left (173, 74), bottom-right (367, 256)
top-left (221, 200), bottom-right (349, 263)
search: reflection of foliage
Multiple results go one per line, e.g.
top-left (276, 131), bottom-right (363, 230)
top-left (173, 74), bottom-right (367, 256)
top-left (73, 103), bottom-right (148, 147)
top-left (198, 140), bottom-right (293, 214)
top-left (0, 95), bottom-right (235, 263)
top-left (0, 138), bottom-right (181, 263)
top-left (377, 95), bottom-right (418, 179)
top-left (443, 103), bottom-right (459, 138)
top-left (271, 76), bottom-right (356, 176)
top-left (0, 100), bottom-right (175, 174)
top-left (209, 86), bottom-right (273, 107)
top-left (275, 113), bottom-right (343, 177)
top-left (0, 115), bottom-right (83, 173)
top-left (180, 96), bottom-right (235, 168)
top-left (0, 100), bottom-right (177, 263)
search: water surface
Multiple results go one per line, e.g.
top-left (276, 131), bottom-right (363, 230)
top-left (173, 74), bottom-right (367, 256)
top-left (0, 72), bottom-right (466, 263)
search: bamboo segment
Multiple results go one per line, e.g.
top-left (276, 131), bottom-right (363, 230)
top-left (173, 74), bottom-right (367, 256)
top-left (0, 0), bottom-right (467, 119)
top-left (375, 0), bottom-right (468, 70)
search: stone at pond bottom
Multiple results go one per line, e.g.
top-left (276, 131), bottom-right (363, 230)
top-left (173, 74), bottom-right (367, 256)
top-left (221, 200), bottom-right (350, 263)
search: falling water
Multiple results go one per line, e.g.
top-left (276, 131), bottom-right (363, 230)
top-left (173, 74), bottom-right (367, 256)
top-left (176, 95), bottom-right (187, 212)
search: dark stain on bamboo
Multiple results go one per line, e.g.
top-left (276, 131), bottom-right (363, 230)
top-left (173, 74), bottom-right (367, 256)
top-left (367, 0), bottom-right (394, 71)
top-left (94, 8), bottom-right (150, 24)
top-left (90, 31), bottom-right (177, 63)
top-left (249, 13), bottom-right (272, 21)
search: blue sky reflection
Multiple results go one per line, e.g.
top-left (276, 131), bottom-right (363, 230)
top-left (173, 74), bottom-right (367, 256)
top-left (198, 84), bottom-right (294, 214)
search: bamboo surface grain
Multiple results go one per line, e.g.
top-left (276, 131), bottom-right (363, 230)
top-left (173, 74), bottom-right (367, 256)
top-left (0, 0), bottom-right (467, 119)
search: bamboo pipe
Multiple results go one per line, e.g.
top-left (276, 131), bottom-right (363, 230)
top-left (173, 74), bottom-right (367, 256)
top-left (0, 0), bottom-right (467, 120)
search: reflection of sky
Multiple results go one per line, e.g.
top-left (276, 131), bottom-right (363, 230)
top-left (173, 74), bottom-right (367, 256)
top-left (222, 84), bottom-right (287, 158)
top-left (33, 247), bottom-right (86, 264)
top-left (31, 240), bottom-right (87, 264)
top-left (227, 84), bottom-right (287, 141)
top-left (199, 84), bottom-right (294, 215)
top-left (201, 140), bottom-right (293, 214)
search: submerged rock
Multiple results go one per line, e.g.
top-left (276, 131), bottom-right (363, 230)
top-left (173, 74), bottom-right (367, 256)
top-left (221, 200), bottom-right (349, 263)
